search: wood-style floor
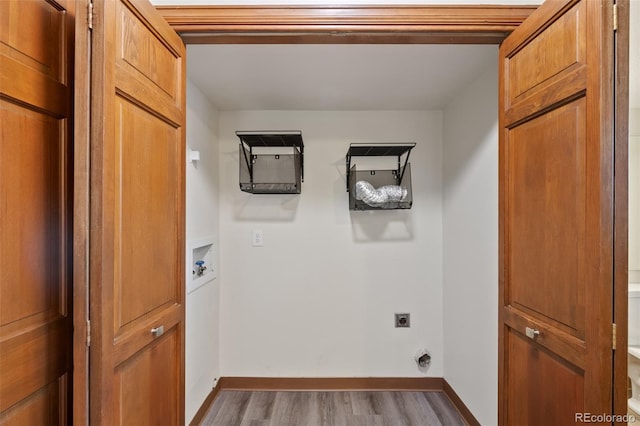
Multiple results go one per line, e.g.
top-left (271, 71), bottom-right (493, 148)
top-left (200, 390), bottom-right (467, 425)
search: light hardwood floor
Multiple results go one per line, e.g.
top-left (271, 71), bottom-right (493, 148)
top-left (199, 391), bottom-right (467, 425)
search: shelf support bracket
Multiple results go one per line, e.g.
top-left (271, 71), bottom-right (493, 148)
top-left (398, 149), bottom-right (412, 185)
top-left (345, 153), bottom-right (352, 192)
top-left (300, 144), bottom-right (305, 182)
top-left (240, 142), bottom-right (253, 186)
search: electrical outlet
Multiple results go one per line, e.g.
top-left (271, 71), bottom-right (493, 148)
top-left (395, 313), bottom-right (410, 328)
top-left (252, 229), bottom-right (264, 247)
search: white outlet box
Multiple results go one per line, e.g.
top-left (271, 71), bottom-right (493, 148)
top-left (252, 229), bottom-right (264, 247)
top-left (187, 236), bottom-right (217, 294)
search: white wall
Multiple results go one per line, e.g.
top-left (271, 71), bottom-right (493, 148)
top-left (630, 108), bottom-right (640, 283)
top-left (218, 110), bottom-right (444, 377)
top-left (442, 54), bottom-right (499, 425)
top-left (185, 79), bottom-right (220, 423)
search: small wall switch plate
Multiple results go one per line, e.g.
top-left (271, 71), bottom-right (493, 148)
top-left (252, 229), bottom-right (264, 247)
top-left (395, 313), bottom-right (410, 328)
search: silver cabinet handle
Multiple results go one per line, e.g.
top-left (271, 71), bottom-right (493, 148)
top-left (525, 326), bottom-right (540, 339)
top-left (151, 325), bottom-right (164, 337)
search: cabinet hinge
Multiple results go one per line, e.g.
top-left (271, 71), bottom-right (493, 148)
top-left (86, 319), bottom-right (91, 347)
top-left (613, 3), bottom-right (618, 32)
top-left (87, 1), bottom-right (94, 30)
top-left (612, 323), bottom-right (616, 350)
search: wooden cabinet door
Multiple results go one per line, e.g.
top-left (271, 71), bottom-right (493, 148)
top-left (88, 0), bottom-right (186, 424)
top-left (499, 0), bottom-right (617, 424)
top-left (0, 0), bottom-right (75, 424)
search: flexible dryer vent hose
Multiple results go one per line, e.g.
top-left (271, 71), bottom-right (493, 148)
top-left (354, 181), bottom-right (408, 207)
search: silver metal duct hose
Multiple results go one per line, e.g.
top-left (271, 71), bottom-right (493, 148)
top-left (354, 180), bottom-right (408, 207)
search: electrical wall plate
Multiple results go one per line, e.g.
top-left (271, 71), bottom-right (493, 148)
top-left (395, 313), bottom-right (410, 328)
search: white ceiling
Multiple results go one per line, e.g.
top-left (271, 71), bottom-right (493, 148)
top-left (187, 44), bottom-right (497, 110)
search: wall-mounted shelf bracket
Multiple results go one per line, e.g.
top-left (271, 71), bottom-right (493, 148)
top-left (345, 143), bottom-right (415, 192)
top-left (237, 131), bottom-right (304, 194)
top-left (345, 143), bottom-right (416, 210)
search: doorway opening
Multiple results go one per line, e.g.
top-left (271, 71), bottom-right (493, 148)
top-left (182, 42), bottom-right (501, 425)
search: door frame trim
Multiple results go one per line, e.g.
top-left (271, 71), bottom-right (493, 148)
top-left (614, 0), bottom-right (630, 420)
top-left (156, 5), bottom-right (536, 44)
top-left (73, 1), bottom-right (90, 425)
